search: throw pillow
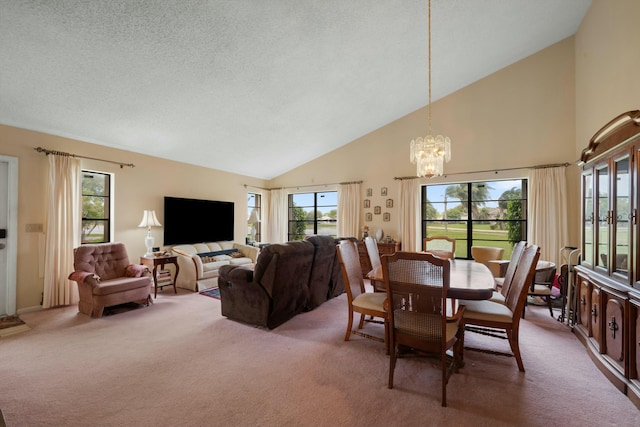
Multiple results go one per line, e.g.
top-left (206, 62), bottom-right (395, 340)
top-left (125, 264), bottom-right (147, 277)
top-left (230, 252), bottom-right (244, 258)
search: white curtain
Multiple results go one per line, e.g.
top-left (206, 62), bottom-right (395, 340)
top-left (43, 154), bottom-right (81, 308)
top-left (267, 188), bottom-right (288, 243)
top-left (399, 179), bottom-right (421, 252)
top-left (528, 166), bottom-right (568, 266)
top-left (337, 182), bottom-right (361, 238)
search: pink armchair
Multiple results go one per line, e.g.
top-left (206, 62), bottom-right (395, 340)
top-left (68, 242), bottom-right (153, 317)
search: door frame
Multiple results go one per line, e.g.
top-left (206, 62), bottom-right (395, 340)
top-left (1, 155), bottom-right (18, 317)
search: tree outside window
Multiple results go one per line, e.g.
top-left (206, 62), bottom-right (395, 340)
top-left (81, 171), bottom-right (111, 244)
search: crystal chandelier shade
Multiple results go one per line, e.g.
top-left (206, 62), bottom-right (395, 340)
top-left (409, 0), bottom-right (451, 178)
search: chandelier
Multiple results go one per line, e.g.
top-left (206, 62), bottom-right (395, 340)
top-left (410, 0), bottom-right (451, 178)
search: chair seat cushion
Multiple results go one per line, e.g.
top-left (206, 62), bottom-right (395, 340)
top-left (352, 292), bottom-right (386, 311)
top-left (462, 299), bottom-right (514, 323)
top-left (531, 284), bottom-right (552, 295)
top-left (92, 276), bottom-right (151, 296)
top-left (489, 291), bottom-right (505, 303)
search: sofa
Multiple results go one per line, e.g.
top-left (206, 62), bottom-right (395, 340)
top-left (217, 235), bottom-right (346, 329)
top-left (68, 242), bottom-right (153, 318)
top-left (171, 241), bottom-right (259, 291)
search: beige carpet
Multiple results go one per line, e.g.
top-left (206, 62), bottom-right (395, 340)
top-left (0, 289), bottom-right (637, 426)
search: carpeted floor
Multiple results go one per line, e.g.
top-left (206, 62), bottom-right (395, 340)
top-left (1, 289), bottom-right (638, 426)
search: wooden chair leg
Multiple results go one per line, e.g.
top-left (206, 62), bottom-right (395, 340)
top-left (506, 328), bottom-right (525, 372)
top-left (546, 296), bottom-right (554, 317)
top-left (344, 309), bottom-right (354, 341)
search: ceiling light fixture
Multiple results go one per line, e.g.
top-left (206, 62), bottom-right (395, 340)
top-left (410, 0), bottom-right (451, 178)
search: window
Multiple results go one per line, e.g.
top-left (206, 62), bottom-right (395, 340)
top-left (288, 191), bottom-right (337, 241)
top-left (81, 170), bottom-right (112, 244)
top-left (247, 193), bottom-right (262, 243)
top-left (422, 179), bottom-right (527, 259)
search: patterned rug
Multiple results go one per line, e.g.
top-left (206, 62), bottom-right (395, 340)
top-left (199, 287), bottom-right (220, 300)
top-left (0, 315), bottom-right (30, 337)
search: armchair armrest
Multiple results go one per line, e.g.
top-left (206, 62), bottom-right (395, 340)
top-left (233, 243), bottom-right (259, 263)
top-left (487, 260), bottom-right (510, 277)
top-left (68, 271), bottom-right (99, 284)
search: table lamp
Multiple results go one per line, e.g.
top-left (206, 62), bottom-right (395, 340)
top-left (138, 210), bottom-right (162, 257)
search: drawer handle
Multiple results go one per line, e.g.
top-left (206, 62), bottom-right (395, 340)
top-left (580, 296), bottom-right (586, 306)
top-left (591, 305), bottom-right (597, 319)
top-left (608, 316), bottom-right (618, 339)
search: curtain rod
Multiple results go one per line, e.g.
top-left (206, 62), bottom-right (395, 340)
top-left (244, 180), bottom-right (362, 191)
top-left (394, 162), bottom-right (571, 180)
top-left (34, 147), bottom-right (135, 168)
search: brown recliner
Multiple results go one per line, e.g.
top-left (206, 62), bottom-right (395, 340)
top-left (218, 240), bottom-right (315, 329)
top-left (68, 242), bottom-right (153, 317)
top-left (304, 235), bottom-right (345, 310)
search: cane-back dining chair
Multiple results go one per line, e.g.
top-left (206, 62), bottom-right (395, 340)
top-left (461, 244), bottom-right (540, 372)
top-left (364, 236), bottom-right (385, 292)
top-left (524, 260), bottom-right (557, 318)
top-left (382, 251), bottom-right (464, 407)
top-left (423, 236), bottom-right (456, 260)
top-left (336, 240), bottom-right (388, 346)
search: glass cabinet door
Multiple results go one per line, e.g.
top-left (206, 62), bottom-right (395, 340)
top-left (613, 155), bottom-right (630, 280)
top-left (595, 164), bottom-right (609, 271)
top-left (583, 170), bottom-right (594, 266)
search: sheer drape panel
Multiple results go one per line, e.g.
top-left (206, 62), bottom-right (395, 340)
top-left (267, 188), bottom-right (288, 243)
top-left (43, 154), bottom-right (81, 308)
top-left (338, 183), bottom-right (361, 238)
top-left (528, 166), bottom-right (568, 266)
top-left (399, 179), bottom-right (421, 252)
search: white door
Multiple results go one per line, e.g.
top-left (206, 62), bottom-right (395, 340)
top-left (0, 156), bottom-right (18, 318)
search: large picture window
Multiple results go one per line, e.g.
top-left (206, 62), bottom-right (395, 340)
top-left (81, 170), bottom-right (112, 244)
top-left (288, 191), bottom-right (337, 241)
top-left (422, 179), bottom-right (527, 259)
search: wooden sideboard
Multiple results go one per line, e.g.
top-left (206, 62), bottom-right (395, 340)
top-left (356, 240), bottom-right (400, 278)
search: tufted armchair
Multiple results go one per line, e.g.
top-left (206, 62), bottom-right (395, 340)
top-left (68, 242), bottom-right (153, 318)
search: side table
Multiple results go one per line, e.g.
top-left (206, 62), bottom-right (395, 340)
top-left (140, 255), bottom-right (180, 298)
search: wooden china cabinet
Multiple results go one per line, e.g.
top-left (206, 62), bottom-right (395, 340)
top-left (575, 110), bottom-right (640, 409)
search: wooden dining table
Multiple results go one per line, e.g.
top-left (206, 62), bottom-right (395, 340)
top-left (367, 258), bottom-right (495, 301)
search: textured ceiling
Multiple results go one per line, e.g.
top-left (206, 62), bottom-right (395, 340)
top-left (0, 0), bottom-right (591, 179)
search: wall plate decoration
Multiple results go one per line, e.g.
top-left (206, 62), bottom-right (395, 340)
top-left (374, 206), bottom-right (381, 214)
top-left (386, 199), bottom-right (393, 208)
top-left (366, 188), bottom-right (372, 197)
top-left (381, 187), bottom-right (388, 196)
top-left (364, 199), bottom-right (370, 208)
top-left (383, 213), bottom-right (390, 222)
top-left (366, 213), bottom-right (372, 222)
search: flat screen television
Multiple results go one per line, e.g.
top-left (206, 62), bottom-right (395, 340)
top-left (163, 196), bottom-right (234, 246)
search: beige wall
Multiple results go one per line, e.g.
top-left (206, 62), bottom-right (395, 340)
top-left (271, 36), bottom-right (578, 245)
top-left (0, 124), bottom-right (266, 311)
top-left (575, 0), bottom-right (640, 153)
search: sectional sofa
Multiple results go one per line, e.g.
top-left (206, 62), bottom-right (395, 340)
top-left (170, 241), bottom-right (259, 291)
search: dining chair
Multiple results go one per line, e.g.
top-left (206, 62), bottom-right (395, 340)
top-left (524, 260), bottom-right (557, 318)
top-left (382, 251), bottom-right (464, 407)
top-left (471, 246), bottom-right (505, 277)
top-left (336, 240), bottom-right (388, 347)
top-left (490, 241), bottom-right (527, 304)
top-left (460, 244), bottom-right (540, 372)
top-left (424, 236), bottom-right (456, 259)
top-left (364, 236), bottom-right (384, 292)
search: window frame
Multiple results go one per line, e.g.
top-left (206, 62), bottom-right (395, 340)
top-left (287, 191), bottom-right (338, 241)
top-left (81, 170), bottom-right (114, 244)
top-left (421, 179), bottom-right (528, 259)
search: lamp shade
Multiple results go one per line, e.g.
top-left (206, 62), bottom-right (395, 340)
top-left (248, 209), bottom-right (261, 224)
top-left (138, 210), bottom-right (162, 228)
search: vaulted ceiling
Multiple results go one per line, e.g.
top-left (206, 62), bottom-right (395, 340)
top-left (0, 1), bottom-right (591, 179)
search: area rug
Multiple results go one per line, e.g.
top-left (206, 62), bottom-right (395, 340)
top-left (0, 315), bottom-right (30, 337)
top-left (199, 287), bottom-right (220, 299)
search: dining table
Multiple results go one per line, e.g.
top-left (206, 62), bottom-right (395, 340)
top-left (367, 258), bottom-right (495, 301)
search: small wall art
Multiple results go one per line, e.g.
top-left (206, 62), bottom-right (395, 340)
top-left (386, 199), bottom-right (393, 208)
top-left (366, 213), bottom-right (372, 222)
top-left (383, 212), bottom-right (390, 222)
top-left (381, 187), bottom-right (388, 196)
top-left (366, 188), bottom-right (372, 197)
top-left (374, 206), bottom-right (381, 215)
top-left (364, 199), bottom-right (370, 208)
